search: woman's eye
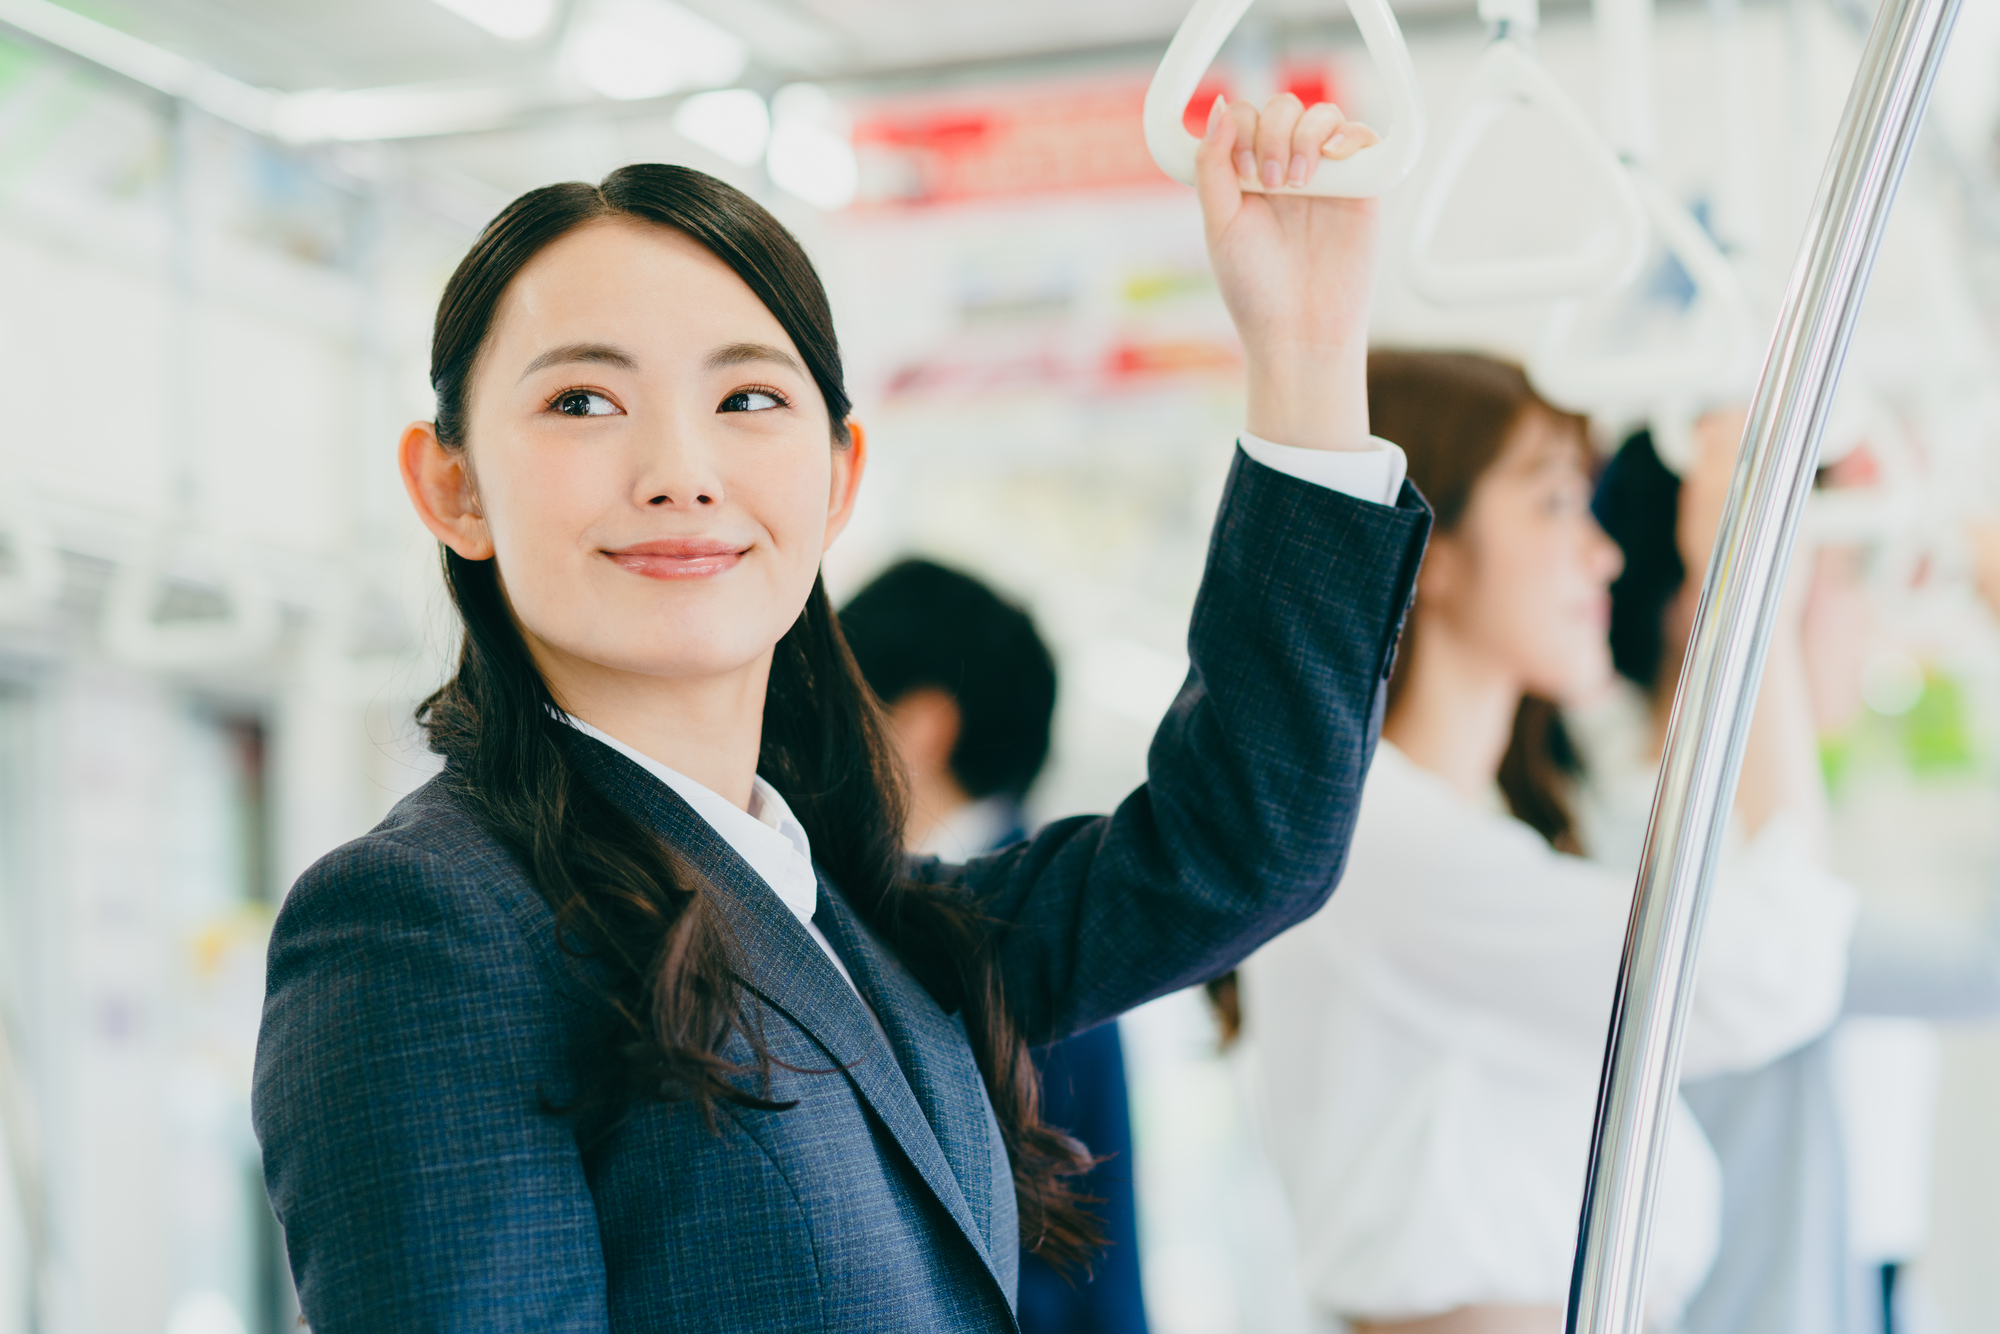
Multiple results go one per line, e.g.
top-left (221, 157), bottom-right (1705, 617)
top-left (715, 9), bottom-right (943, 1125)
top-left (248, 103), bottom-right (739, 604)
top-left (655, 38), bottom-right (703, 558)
top-left (719, 389), bottom-right (786, 414)
top-left (553, 389), bottom-right (619, 417)
top-left (1541, 482), bottom-right (1588, 516)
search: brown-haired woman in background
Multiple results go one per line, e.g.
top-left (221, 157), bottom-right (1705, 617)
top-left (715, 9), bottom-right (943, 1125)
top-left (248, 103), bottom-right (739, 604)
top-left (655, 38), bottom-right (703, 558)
top-left (1232, 351), bottom-right (1856, 1334)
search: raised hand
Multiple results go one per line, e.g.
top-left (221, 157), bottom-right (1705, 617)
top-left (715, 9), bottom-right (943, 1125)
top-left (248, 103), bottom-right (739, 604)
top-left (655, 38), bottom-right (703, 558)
top-left (1675, 407), bottom-right (1749, 575)
top-left (1196, 93), bottom-right (1382, 455)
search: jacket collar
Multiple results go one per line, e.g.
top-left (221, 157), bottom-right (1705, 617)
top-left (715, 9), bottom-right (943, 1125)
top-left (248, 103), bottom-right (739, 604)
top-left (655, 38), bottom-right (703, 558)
top-left (811, 878), bottom-right (1007, 1273)
top-left (559, 729), bottom-right (1007, 1293)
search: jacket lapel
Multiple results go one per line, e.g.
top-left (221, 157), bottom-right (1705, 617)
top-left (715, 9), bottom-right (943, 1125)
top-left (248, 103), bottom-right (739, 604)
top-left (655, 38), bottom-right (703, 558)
top-left (811, 877), bottom-right (1004, 1268)
top-left (560, 733), bottom-right (1003, 1289)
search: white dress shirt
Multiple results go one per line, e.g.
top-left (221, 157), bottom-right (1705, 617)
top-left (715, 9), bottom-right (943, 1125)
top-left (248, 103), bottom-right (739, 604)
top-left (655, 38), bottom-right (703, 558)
top-left (561, 714), bottom-right (868, 1001)
top-left (1241, 742), bottom-right (1857, 1328)
top-left (1241, 432), bottom-right (1407, 507)
top-left (563, 435), bottom-right (1405, 998)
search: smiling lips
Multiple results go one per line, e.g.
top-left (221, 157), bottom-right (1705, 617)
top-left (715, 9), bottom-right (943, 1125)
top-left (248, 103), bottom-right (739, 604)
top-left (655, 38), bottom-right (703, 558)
top-left (604, 538), bottom-right (748, 580)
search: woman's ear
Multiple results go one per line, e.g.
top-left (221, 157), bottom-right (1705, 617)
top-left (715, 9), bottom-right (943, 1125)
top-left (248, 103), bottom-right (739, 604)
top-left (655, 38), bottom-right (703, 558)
top-left (400, 421), bottom-right (495, 560)
top-left (823, 418), bottom-right (868, 550)
top-left (1415, 530), bottom-right (1463, 609)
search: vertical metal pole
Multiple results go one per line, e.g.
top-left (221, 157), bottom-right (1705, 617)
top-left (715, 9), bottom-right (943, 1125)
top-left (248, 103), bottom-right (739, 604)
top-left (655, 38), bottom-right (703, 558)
top-left (1566, 0), bottom-right (1964, 1330)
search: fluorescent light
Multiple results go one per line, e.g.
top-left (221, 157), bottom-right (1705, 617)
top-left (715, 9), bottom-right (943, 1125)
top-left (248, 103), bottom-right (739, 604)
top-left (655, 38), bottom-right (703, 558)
top-left (673, 89), bottom-right (770, 166)
top-left (428, 0), bottom-right (554, 41)
top-left (767, 121), bottom-right (856, 209)
top-left (568, 0), bottom-right (748, 102)
top-left (766, 83), bottom-right (856, 210)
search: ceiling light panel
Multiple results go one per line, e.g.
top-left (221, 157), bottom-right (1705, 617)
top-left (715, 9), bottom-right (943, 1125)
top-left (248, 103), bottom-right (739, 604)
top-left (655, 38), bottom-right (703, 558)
top-left (567, 0), bottom-right (748, 101)
top-left (673, 89), bottom-right (771, 165)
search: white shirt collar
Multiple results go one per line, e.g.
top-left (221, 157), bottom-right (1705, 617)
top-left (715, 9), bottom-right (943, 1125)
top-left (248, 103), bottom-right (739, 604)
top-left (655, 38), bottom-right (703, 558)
top-left (561, 713), bottom-right (822, 929)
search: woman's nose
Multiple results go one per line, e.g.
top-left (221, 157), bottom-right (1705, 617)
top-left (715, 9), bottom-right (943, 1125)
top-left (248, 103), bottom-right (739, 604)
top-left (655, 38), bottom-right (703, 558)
top-left (636, 421), bottom-right (725, 509)
top-left (1591, 522), bottom-right (1625, 584)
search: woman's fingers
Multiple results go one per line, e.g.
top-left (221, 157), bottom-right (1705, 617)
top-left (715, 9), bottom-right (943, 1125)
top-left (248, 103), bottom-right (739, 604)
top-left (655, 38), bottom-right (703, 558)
top-left (1290, 102), bottom-right (1349, 184)
top-left (1323, 119), bottom-right (1380, 162)
top-left (1253, 93), bottom-right (1305, 191)
top-left (1206, 95), bottom-right (1382, 199)
top-left (1228, 99), bottom-right (1259, 183)
top-left (1194, 95), bottom-right (1246, 234)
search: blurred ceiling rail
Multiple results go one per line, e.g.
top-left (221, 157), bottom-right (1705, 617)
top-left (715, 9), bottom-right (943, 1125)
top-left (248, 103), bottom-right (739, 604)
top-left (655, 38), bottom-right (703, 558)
top-left (0, 0), bottom-right (1550, 146)
top-left (0, 0), bottom-right (277, 131)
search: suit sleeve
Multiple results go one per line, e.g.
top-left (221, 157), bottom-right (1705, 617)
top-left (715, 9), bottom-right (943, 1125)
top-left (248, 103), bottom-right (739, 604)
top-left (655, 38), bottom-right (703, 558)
top-left (940, 447), bottom-right (1430, 1046)
top-left (252, 837), bottom-right (610, 1333)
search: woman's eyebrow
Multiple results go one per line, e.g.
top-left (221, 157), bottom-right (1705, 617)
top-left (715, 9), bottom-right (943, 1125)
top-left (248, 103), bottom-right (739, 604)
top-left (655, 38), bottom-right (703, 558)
top-left (706, 341), bottom-right (805, 376)
top-left (517, 342), bottom-right (637, 382)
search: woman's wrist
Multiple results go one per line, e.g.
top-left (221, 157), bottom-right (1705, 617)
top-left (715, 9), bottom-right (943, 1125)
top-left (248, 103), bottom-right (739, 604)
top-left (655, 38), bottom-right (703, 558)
top-left (1245, 341), bottom-right (1372, 453)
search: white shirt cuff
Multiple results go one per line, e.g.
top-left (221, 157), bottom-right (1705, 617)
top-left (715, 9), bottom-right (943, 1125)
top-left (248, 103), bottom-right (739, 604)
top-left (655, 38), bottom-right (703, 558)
top-left (1239, 432), bottom-right (1408, 507)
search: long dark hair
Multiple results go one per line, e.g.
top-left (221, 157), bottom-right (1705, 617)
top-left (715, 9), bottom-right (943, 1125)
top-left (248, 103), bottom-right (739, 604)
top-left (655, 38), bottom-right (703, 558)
top-left (415, 164), bottom-right (1100, 1269)
top-left (1206, 350), bottom-right (1587, 1045)
top-left (1590, 429), bottom-right (1687, 694)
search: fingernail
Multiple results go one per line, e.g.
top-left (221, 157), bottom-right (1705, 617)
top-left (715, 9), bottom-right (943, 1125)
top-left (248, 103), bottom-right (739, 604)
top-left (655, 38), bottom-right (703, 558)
top-left (1260, 156), bottom-right (1282, 188)
top-left (1287, 152), bottom-right (1310, 187)
top-left (1207, 95), bottom-right (1226, 133)
top-left (1234, 149), bottom-right (1256, 179)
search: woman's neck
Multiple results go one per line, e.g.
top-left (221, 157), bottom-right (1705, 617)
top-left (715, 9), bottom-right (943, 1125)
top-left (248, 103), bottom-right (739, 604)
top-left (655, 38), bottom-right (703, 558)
top-left (532, 640), bottom-right (773, 812)
top-left (1381, 621), bottom-right (1522, 807)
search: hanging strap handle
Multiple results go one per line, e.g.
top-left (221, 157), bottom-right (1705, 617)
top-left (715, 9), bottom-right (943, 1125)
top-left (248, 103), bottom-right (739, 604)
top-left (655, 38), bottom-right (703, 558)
top-left (1404, 37), bottom-right (1648, 305)
top-left (102, 527), bottom-right (280, 669)
top-left (0, 489), bottom-right (60, 625)
top-left (1529, 168), bottom-right (1757, 411)
top-left (1143, 0), bottom-right (1427, 198)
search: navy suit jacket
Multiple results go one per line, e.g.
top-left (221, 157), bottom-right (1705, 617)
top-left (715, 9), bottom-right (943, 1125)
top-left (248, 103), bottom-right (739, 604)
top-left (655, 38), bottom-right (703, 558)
top-left (252, 450), bottom-right (1429, 1332)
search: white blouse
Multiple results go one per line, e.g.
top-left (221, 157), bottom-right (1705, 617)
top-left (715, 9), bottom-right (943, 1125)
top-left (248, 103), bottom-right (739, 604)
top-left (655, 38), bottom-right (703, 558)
top-left (1241, 741), bottom-right (1857, 1328)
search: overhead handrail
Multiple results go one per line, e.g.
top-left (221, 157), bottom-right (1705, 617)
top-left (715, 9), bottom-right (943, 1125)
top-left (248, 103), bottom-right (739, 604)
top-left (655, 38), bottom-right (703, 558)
top-left (1143, 0), bottom-right (1427, 198)
top-left (0, 485), bottom-right (60, 626)
top-left (1567, 0), bottom-right (1966, 1329)
top-left (1528, 168), bottom-right (1758, 416)
top-left (1404, 0), bottom-right (1648, 305)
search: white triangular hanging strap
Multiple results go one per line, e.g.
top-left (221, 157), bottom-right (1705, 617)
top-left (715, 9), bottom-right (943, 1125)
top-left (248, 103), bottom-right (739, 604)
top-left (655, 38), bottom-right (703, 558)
top-left (0, 487), bottom-right (60, 626)
top-left (1404, 36), bottom-right (1648, 305)
top-left (102, 525), bottom-right (280, 669)
top-left (1529, 168), bottom-right (1758, 413)
top-left (1143, 0), bottom-right (1427, 198)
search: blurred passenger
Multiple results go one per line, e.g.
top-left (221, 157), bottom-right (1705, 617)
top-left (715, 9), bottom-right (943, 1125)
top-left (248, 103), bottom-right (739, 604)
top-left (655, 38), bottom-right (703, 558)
top-left (841, 558), bottom-right (1147, 1334)
top-left (1235, 352), bottom-right (1856, 1334)
top-left (253, 98), bottom-right (1433, 1332)
top-left (1586, 428), bottom-right (2000, 1334)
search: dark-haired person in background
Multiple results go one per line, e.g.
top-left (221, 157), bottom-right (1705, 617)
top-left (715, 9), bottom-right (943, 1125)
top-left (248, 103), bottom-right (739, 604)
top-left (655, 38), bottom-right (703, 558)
top-left (1586, 423), bottom-right (2000, 1334)
top-left (842, 558), bottom-right (1148, 1334)
top-left (251, 93), bottom-right (1433, 1333)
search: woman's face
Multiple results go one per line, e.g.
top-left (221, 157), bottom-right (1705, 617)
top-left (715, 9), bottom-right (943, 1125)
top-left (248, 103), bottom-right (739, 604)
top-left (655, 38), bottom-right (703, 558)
top-left (415, 217), bottom-right (862, 694)
top-left (1420, 411), bottom-right (1623, 701)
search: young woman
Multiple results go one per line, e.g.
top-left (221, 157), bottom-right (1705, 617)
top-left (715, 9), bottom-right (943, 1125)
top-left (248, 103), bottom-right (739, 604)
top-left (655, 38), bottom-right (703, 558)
top-left (1236, 352), bottom-right (1857, 1334)
top-left (250, 98), bottom-right (1430, 1332)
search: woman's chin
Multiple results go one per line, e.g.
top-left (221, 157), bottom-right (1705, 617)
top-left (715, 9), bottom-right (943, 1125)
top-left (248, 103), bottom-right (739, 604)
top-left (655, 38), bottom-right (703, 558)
top-left (1529, 653), bottom-right (1614, 705)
